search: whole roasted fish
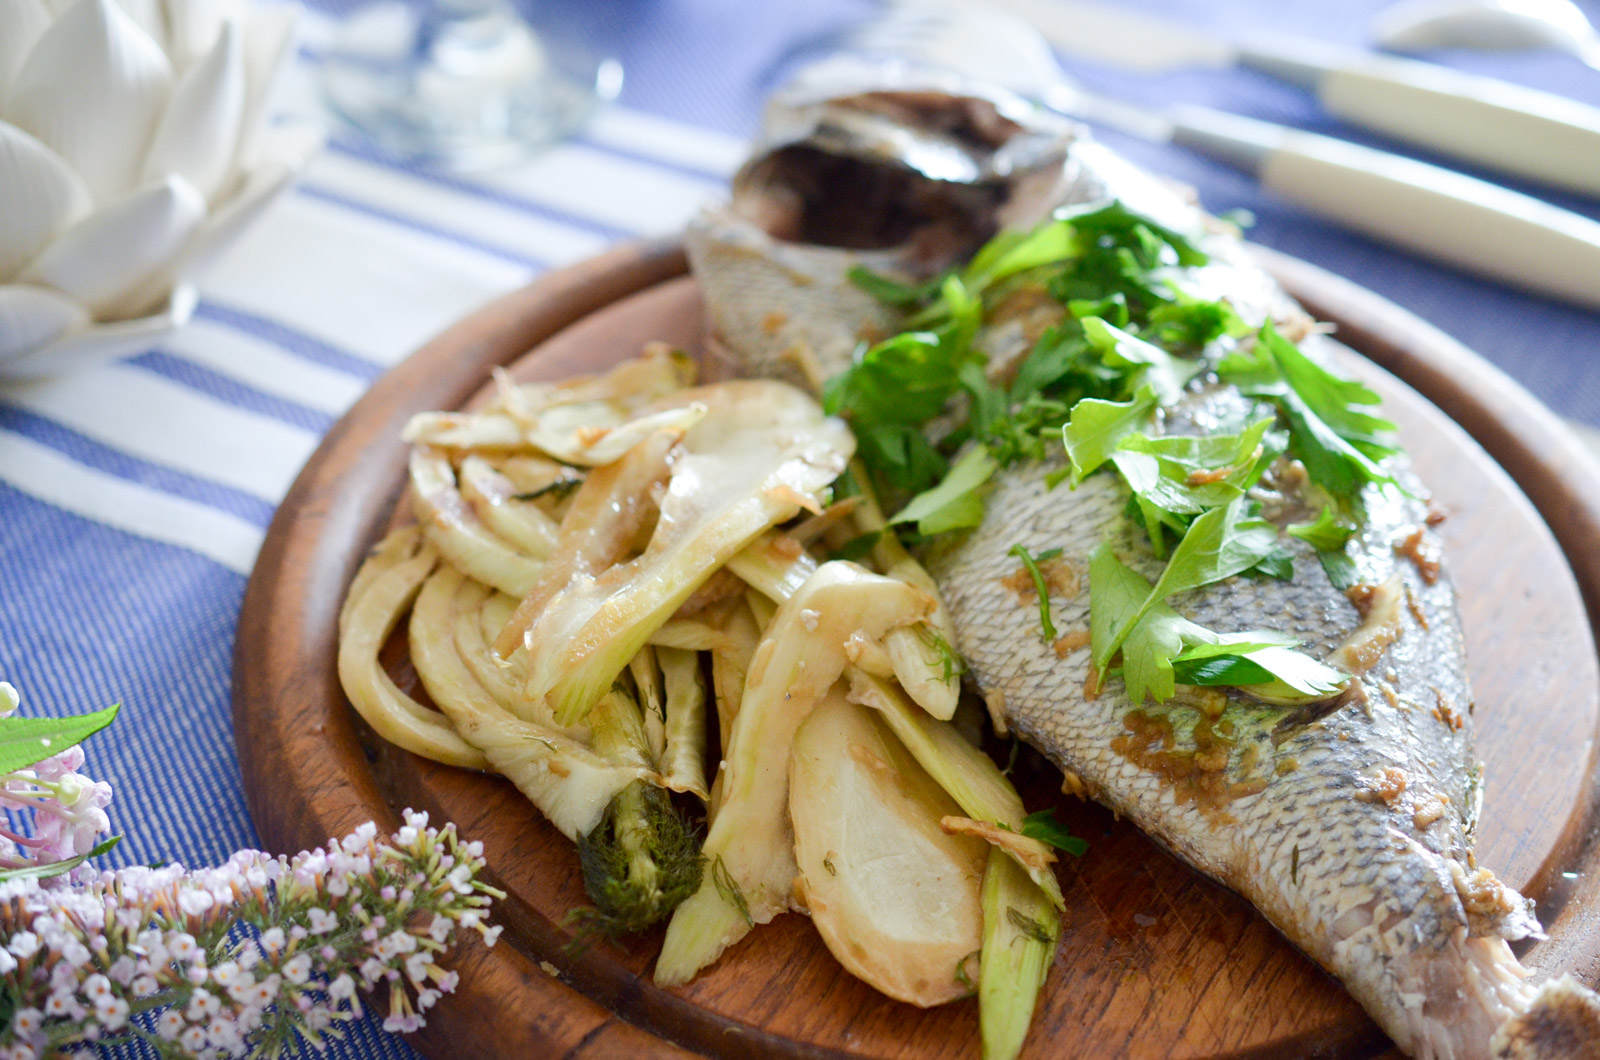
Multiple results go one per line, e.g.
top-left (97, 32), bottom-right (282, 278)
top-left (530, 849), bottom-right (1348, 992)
top-left (687, 71), bottom-right (1600, 1060)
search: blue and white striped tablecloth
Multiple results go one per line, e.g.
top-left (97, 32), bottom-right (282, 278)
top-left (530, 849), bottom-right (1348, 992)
top-left (2, 0), bottom-right (1598, 1055)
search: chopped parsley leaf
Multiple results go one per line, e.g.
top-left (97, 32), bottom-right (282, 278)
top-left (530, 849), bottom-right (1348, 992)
top-left (1020, 809), bottom-right (1088, 857)
top-left (1010, 544), bottom-right (1064, 642)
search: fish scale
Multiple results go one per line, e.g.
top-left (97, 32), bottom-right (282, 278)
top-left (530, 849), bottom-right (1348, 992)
top-left (685, 72), bottom-right (1600, 1059)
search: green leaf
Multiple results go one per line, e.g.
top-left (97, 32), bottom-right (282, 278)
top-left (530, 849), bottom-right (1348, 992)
top-left (1089, 548), bottom-right (1340, 703)
top-left (847, 265), bottom-right (949, 307)
top-left (1170, 637), bottom-right (1347, 700)
top-left (1061, 387), bottom-right (1157, 486)
top-left (1095, 499), bottom-right (1280, 670)
top-left (890, 447), bottom-right (998, 536)
top-left (1319, 549), bottom-right (1360, 590)
top-left (1144, 292), bottom-right (1249, 350)
top-left (1053, 199), bottom-right (1208, 268)
top-left (1172, 655), bottom-right (1276, 685)
top-left (823, 331), bottom-right (958, 424)
top-left (1019, 810), bottom-right (1088, 857)
top-left (1171, 631), bottom-right (1300, 661)
top-left (964, 220), bottom-right (1080, 289)
top-left (1080, 316), bottom-right (1201, 405)
top-left (1120, 603), bottom-right (1193, 705)
top-left (1278, 388), bottom-right (1397, 500)
top-left (1259, 324), bottom-right (1396, 453)
top-left (1287, 505), bottom-right (1354, 551)
top-left (1247, 545), bottom-right (1297, 580)
top-left (1147, 498), bottom-right (1281, 604)
top-left (1067, 292), bottom-right (1129, 328)
top-left (0, 704), bottom-right (120, 776)
top-left (1109, 417), bottom-right (1277, 529)
top-left (1116, 416), bottom-right (1275, 475)
top-left (1010, 544), bottom-right (1064, 642)
top-left (1219, 323), bottom-right (1402, 503)
top-left (958, 360), bottom-right (1010, 440)
top-left (1008, 326), bottom-right (1094, 406)
top-left (1088, 543), bottom-right (1155, 673)
top-left (939, 274), bottom-right (983, 353)
top-left (1233, 646), bottom-right (1348, 699)
top-left (0, 836), bottom-right (120, 883)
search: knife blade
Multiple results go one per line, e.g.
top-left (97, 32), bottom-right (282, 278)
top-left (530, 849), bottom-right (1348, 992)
top-left (960, 0), bottom-right (1600, 199)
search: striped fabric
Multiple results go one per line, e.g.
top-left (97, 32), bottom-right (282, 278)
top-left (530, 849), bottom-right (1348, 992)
top-left (1, 0), bottom-right (1597, 1056)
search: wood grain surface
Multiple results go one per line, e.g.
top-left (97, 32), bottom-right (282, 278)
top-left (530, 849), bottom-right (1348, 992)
top-left (232, 240), bottom-right (1600, 1059)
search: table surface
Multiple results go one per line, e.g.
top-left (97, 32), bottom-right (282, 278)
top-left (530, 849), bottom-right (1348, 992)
top-left (2, 1), bottom-right (1598, 1057)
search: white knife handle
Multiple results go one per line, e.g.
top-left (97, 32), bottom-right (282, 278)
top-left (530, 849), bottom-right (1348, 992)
top-left (1239, 42), bottom-right (1600, 199)
top-left (1169, 105), bottom-right (1600, 311)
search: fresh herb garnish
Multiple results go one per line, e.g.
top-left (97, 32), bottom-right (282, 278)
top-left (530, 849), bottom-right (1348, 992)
top-left (711, 855), bottom-right (753, 928)
top-left (831, 199), bottom-right (1215, 518)
top-left (846, 265), bottom-right (951, 306)
top-left (1020, 809), bottom-right (1088, 857)
top-left (917, 625), bottom-right (968, 683)
top-left (1287, 506), bottom-right (1354, 552)
top-left (1010, 544), bottom-right (1064, 642)
top-left (1319, 549), bottom-right (1360, 591)
top-left (889, 447), bottom-right (998, 537)
top-left (833, 198), bottom-right (1391, 708)
top-left (1105, 417), bottom-right (1282, 556)
top-left (1219, 322), bottom-right (1401, 503)
top-left (1006, 907), bottom-right (1057, 945)
top-left (1099, 498), bottom-right (1280, 669)
top-left (1060, 388), bottom-right (1159, 487)
top-left (1080, 316), bottom-right (1203, 405)
top-left (1089, 543), bottom-right (1347, 705)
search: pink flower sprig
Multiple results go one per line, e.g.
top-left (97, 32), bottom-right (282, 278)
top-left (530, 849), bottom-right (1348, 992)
top-left (0, 684), bottom-right (112, 879)
top-left (0, 810), bottom-right (504, 1059)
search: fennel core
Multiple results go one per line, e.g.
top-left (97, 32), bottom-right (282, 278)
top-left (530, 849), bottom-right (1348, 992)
top-left (570, 782), bottom-right (704, 941)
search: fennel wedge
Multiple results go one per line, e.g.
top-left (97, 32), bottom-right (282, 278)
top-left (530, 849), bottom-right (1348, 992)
top-left (790, 692), bottom-right (987, 1008)
top-left (520, 381), bottom-right (855, 726)
top-left (654, 561), bottom-right (934, 986)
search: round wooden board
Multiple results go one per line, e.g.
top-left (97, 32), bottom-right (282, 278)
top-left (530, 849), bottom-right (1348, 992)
top-left (233, 239), bottom-right (1600, 1060)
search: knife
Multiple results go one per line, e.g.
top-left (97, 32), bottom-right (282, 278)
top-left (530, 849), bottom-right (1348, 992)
top-left (965, 0), bottom-right (1600, 200)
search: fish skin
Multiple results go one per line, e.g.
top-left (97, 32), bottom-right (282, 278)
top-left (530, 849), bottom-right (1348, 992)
top-left (686, 78), bottom-right (1595, 1059)
top-left (924, 410), bottom-right (1540, 1059)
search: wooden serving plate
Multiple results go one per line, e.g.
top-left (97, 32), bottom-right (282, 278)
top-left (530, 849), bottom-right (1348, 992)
top-left (233, 239), bottom-right (1600, 1060)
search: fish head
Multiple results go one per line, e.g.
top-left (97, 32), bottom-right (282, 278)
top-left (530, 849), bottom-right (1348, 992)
top-left (689, 63), bottom-right (1084, 390)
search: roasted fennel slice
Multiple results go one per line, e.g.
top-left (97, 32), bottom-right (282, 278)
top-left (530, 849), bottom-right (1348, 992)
top-left (654, 561), bottom-right (933, 987)
top-left (522, 381), bottom-right (854, 727)
top-left (407, 564), bottom-right (647, 840)
top-left (790, 692), bottom-right (987, 1008)
top-left (336, 527), bottom-right (488, 769)
top-left (409, 445), bottom-right (543, 598)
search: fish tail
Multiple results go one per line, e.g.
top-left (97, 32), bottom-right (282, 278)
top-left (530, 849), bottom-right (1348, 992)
top-left (1383, 935), bottom-right (1533, 1060)
top-left (1490, 974), bottom-right (1600, 1059)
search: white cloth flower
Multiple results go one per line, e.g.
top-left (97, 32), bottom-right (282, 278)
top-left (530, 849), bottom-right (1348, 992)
top-left (0, 0), bottom-right (316, 378)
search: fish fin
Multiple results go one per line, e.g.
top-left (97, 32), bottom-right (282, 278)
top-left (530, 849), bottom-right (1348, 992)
top-left (1491, 975), bottom-right (1600, 1060)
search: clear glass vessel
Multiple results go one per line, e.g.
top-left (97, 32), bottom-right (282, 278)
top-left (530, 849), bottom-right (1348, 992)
top-left (320, 0), bottom-right (623, 170)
